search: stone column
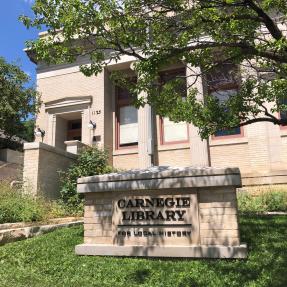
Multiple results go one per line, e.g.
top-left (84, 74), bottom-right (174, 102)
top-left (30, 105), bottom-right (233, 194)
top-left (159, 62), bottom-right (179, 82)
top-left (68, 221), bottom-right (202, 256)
top-left (132, 60), bottom-right (154, 169)
top-left (81, 109), bottom-right (92, 146)
top-left (186, 65), bottom-right (210, 166)
top-left (47, 113), bottom-right (56, 146)
top-left (138, 98), bottom-right (154, 169)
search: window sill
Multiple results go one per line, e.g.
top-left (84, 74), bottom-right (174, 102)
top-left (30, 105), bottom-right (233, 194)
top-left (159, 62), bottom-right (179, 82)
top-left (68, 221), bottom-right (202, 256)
top-left (158, 142), bottom-right (190, 151)
top-left (209, 137), bottom-right (248, 147)
top-left (113, 148), bottom-right (138, 156)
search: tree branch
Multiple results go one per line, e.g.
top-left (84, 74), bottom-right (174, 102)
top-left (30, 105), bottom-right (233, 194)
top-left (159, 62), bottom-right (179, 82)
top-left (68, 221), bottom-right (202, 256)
top-left (244, 0), bottom-right (284, 40)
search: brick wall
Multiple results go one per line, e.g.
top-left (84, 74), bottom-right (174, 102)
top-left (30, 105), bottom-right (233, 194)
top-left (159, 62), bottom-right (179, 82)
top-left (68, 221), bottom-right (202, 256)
top-left (23, 142), bottom-right (77, 199)
top-left (37, 69), bottom-right (106, 148)
top-left (113, 152), bottom-right (139, 170)
top-left (157, 148), bottom-right (192, 167)
top-left (35, 64), bottom-right (287, 185)
top-left (210, 143), bottom-right (251, 173)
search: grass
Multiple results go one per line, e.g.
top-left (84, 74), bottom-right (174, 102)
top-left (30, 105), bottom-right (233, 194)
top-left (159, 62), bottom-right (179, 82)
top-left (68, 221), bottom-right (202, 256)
top-left (0, 215), bottom-right (286, 287)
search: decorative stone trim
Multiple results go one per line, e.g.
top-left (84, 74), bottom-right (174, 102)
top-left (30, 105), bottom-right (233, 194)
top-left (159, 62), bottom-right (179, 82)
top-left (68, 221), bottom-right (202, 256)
top-left (45, 96), bottom-right (92, 110)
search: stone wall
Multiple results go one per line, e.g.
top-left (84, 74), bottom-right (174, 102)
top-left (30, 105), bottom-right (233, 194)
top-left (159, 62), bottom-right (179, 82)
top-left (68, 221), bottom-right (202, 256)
top-left (82, 187), bottom-right (240, 247)
top-left (23, 142), bottom-right (77, 199)
top-left (198, 187), bottom-right (239, 246)
top-left (0, 148), bottom-right (23, 165)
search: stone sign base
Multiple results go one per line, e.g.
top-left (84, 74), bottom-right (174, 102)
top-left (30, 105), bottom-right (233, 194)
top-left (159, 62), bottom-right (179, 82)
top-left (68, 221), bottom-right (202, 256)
top-left (76, 244), bottom-right (247, 259)
top-left (76, 166), bottom-right (247, 259)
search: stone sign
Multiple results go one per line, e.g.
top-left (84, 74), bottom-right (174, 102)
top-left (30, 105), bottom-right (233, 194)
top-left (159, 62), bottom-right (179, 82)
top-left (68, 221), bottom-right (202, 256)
top-left (75, 166), bottom-right (247, 258)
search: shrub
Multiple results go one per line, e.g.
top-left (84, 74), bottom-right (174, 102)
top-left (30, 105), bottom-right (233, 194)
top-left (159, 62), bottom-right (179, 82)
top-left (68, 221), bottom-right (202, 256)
top-left (237, 188), bottom-right (287, 214)
top-left (59, 146), bottom-right (114, 211)
top-left (0, 182), bottom-right (80, 224)
top-left (0, 182), bottom-right (48, 223)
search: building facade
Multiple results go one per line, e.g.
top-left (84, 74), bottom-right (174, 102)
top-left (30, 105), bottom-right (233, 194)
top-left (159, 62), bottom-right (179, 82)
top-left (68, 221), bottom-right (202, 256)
top-left (26, 46), bottom-right (287, 186)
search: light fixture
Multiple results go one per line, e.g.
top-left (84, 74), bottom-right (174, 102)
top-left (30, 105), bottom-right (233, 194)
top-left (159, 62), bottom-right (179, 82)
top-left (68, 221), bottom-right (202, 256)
top-left (88, 120), bottom-right (96, 130)
top-left (34, 127), bottom-right (45, 142)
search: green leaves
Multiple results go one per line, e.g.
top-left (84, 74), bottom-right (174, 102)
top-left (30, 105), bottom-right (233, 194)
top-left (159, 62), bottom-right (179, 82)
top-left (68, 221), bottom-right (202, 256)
top-left (0, 57), bottom-right (40, 139)
top-left (59, 146), bottom-right (115, 208)
top-left (21, 0), bottom-right (287, 138)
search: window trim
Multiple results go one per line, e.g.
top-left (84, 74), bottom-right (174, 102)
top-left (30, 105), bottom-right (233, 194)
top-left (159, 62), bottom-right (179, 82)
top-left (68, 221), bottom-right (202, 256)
top-left (211, 126), bottom-right (244, 140)
top-left (115, 85), bottom-right (138, 150)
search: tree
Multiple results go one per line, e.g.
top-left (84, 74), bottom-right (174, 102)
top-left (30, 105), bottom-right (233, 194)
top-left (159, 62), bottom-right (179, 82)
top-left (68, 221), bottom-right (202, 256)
top-left (17, 119), bottom-right (36, 142)
top-left (21, 0), bottom-right (287, 138)
top-left (0, 57), bottom-right (39, 140)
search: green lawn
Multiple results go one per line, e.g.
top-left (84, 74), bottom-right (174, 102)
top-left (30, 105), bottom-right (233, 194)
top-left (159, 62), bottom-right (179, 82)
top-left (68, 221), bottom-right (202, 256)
top-left (0, 215), bottom-right (286, 287)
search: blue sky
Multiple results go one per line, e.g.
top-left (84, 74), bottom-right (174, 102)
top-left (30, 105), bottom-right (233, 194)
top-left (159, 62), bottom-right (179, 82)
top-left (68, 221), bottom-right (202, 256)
top-left (0, 0), bottom-right (40, 85)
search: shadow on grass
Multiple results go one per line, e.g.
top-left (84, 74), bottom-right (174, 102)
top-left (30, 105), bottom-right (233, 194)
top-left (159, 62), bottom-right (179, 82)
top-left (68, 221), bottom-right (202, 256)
top-left (128, 268), bottom-right (151, 284)
top-left (126, 215), bottom-right (287, 287)
top-left (203, 215), bottom-right (287, 287)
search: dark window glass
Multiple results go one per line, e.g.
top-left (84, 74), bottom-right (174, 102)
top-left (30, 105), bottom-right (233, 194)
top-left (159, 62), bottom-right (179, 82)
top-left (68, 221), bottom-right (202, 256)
top-left (67, 119), bottom-right (82, 141)
top-left (71, 122), bottom-right (81, 130)
top-left (214, 127), bottom-right (241, 137)
top-left (160, 68), bottom-right (187, 97)
top-left (279, 98), bottom-right (287, 122)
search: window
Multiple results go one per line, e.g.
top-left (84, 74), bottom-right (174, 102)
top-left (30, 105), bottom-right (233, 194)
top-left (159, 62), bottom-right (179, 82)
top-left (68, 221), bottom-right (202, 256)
top-left (67, 119), bottom-right (82, 141)
top-left (116, 84), bottom-right (138, 148)
top-left (159, 68), bottom-right (189, 144)
top-left (161, 117), bottom-right (189, 143)
top-left (206, 63), bottom-right (242, 138)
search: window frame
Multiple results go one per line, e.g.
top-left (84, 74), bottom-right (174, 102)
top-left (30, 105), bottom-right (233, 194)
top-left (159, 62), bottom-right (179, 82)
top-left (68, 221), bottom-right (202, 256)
top-left (159, 117), bottom-right (190, 145)
top-left (207, 66), bottom-right (244, 139)
top-left (158, 68), bottom-right (190, 145)
top-left (115, 85), bottom-right (139, 150)
top-left (278, 97), bottom-right (287, 130)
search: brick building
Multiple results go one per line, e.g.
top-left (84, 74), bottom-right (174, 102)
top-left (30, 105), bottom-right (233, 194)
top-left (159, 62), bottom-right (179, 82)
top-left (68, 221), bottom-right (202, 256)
top-left (23, 32), bottom-right (287, 198)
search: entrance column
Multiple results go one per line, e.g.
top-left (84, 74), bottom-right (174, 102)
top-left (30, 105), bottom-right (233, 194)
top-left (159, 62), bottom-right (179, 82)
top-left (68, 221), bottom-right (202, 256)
top-left (47, 113), bottom-right (56, 146)
top-left (138, 97), bottom-right (154, 169)
top-left (81, 109), bottom-right (92, 146)
top-left (186, 65), bottom-right (210, 166)
top-left (131, 61), bottom-right (154, 169)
